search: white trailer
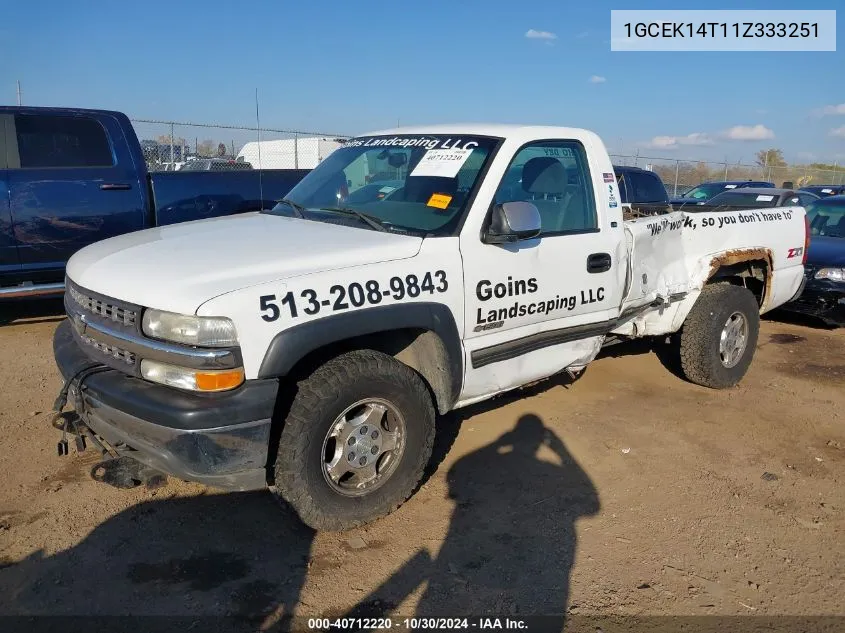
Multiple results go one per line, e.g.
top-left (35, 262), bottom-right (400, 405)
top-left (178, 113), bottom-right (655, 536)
top-left (236, 137), bottom-right (342, 169)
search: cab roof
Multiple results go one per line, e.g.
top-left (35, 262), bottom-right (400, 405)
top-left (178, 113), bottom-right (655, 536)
top-left (360, 123), bottom-right (599, 142)
top-left (719, 187), bottom-right (795, 196)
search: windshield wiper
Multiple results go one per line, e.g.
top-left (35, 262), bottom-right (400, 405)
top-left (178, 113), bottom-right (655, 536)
top-left (319, 207), bottom-right (389, 232)
top-left (276, 198), bottom-right (306, 218)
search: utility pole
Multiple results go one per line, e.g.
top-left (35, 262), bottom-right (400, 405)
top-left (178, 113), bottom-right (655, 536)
top-left (674, 160), bottom-right (680, 197)
top-left (169, 122), bottom-right (175, 167)
top-left (16, 80), bottom-right (22, 105)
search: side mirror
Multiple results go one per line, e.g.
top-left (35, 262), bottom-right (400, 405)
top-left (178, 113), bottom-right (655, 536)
top-left (483, 201), bottom-right (541, 244)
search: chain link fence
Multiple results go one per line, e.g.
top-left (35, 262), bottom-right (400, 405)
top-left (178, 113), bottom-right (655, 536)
top-left (609, 153), bottom-right (845, 197)
top-left (130, 118), bottom-right (845, 194)
top-left (130, 119), bottom-right (350, 171)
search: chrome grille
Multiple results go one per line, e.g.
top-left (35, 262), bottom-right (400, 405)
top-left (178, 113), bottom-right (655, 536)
top-left (68, 284), bottom-right (138, 327)
top-left (77, 332), bottom-right (136, 365)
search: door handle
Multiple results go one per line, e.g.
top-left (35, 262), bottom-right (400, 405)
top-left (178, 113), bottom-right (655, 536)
top-left (587, 252), bottom-right (612, 273)
top-left (99, 183), bottom-right (131, 191)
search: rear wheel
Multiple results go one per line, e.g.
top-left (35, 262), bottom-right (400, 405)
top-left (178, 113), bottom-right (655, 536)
top-left (272, 350), bottom-right (435, 531)
top-left (679, 283), bottom-right (760, 389)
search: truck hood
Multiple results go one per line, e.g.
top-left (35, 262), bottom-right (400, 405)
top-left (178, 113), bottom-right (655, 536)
top-left (66, 213), bottom-right (423, 313)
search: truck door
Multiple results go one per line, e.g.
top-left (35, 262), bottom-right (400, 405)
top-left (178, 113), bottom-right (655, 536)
top-left (0, 115), bottom-right (20, 276)
top-left (459, 138), bottom-right (626, 401)
top-left (7, 112), bottom-right (145, 274)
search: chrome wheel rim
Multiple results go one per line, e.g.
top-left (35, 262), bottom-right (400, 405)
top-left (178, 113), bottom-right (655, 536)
top-left (321, 398), bottom-right (406, 497)
top-left (719, 311), bottom-right (748, 368)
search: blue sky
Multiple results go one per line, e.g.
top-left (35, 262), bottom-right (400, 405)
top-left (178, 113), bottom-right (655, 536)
top-left (1, 0), bottom-right (843, 163)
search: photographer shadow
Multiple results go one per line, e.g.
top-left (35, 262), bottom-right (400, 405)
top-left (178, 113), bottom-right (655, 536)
top-left (345, 413), bottom-right (600, 626)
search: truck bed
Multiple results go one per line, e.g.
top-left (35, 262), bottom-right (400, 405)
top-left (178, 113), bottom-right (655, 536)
top-left (622, 202), bottom-right (673, 219)
top-left (617, 207), bottom-right (806, 337)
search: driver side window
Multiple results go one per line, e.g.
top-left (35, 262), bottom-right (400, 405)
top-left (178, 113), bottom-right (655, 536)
top-left (494, 141), bottom-right (597, 236)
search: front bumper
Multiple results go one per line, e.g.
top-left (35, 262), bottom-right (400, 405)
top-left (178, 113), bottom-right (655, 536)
top-left (782, 280), bottom-right (845, 326)
top-left (53, 320), bottom-right (278, 490)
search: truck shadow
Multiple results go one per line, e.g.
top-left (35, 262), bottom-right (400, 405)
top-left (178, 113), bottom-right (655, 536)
top-left (0, 415), bottom-right (598, 630)
top-left (0, 298), bottom-right (66, 327)
top-left (0, 490), bottom-right (314, 625)
top-left (596, 337), bottom-right (685, 380)
top-left (764, 308), bottom-right (840, 331)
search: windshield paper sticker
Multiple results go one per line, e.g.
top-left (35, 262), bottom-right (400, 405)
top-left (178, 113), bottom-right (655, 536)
top-left (756, 195), bottom-right (775, 201)
top-left (427, 193), bottom-right (453, 209)
top-left (411, 148), bottom-right (473, 178)
top-left (724, 184), bottom-right (737, 189)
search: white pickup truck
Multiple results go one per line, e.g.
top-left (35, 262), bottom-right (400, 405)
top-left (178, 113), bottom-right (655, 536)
top-left (53, 124), bottom-right (808, 530)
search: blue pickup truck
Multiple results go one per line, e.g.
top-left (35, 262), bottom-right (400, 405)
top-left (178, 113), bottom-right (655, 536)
top-left (0, 106), bottom-right (310, 298)
top-left (613, 164), bottom-right (670, 216)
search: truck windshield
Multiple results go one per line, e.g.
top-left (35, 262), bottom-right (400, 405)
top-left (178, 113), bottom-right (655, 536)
top-left (264, 134), bottom-right (500, 235)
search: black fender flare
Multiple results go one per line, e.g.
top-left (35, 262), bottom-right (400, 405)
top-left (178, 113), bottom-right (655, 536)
top-left (257, 302), bottom-right (463, 409)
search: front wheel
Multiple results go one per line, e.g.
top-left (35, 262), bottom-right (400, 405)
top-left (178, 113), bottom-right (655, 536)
top-left (272, 350), bottom-right (435, 531)
top-left (678, 283), bottom-right (761, 389)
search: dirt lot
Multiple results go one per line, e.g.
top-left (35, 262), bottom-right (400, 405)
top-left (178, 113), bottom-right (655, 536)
top-left (0, 301), bottom-right (842, 627)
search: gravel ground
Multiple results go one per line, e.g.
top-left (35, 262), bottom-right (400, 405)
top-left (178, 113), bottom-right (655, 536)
top-left (0, 301), bottom-right (842, 628)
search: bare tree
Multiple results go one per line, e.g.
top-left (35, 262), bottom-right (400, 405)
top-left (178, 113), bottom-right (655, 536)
top-left (755, 149), bottom-right (785, 168)
top-left (197, 140), bottom-right (215, 157)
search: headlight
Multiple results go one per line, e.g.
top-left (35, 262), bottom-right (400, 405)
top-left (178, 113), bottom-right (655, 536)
top-left (814, 268), bottom-right (845, 282)
top-left (140, 359), bottom-right (244, 392)
top-left (142, 309), bottom-right (238, 347)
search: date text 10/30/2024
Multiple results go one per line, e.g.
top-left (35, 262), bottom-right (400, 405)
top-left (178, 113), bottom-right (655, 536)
top-left (309, 617), bottom-right (529, 630)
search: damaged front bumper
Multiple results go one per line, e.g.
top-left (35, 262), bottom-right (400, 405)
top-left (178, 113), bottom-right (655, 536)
top-left (782, 279), bottom-right (845, 326)
top-left (53, 320), bottom-right (278, 490)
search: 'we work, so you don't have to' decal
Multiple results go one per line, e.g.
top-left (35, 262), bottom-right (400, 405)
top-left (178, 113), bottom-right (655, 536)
top-left (646, 209), bottom-right (795, 236)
